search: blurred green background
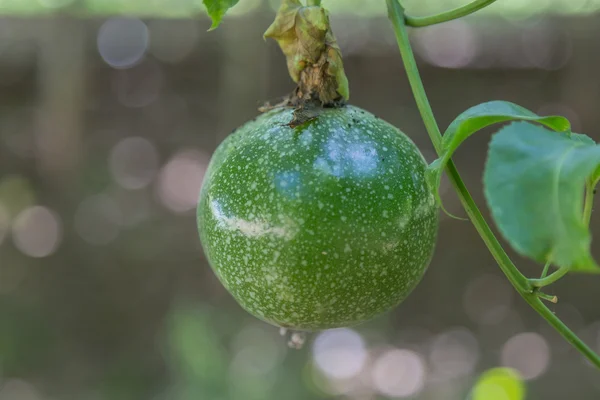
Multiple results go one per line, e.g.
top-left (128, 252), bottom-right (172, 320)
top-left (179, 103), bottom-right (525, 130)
top-left (1, 0), bottom-right (600, 399)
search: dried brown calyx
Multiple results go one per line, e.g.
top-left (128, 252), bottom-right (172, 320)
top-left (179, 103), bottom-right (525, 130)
top-left (263, 0), bottom-right (350, 110)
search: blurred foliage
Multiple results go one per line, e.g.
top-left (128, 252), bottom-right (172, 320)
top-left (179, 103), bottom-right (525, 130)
top-left (0, 297), bottom-right (55, 376)
top-left (0, 175), bottom-right (35, 218)
top-left (472, 368), bottom-right (525, 400)
top-left (0, 0), bottom-right (597, 17)
top-left (167, 307), bottom-right (228, 397)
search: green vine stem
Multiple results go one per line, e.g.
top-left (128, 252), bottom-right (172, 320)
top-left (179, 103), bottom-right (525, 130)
top-left (540, 261), bottom-right (552, 279)
top-left (385, 0), bottom-right (526, 291)
top-left (404, 0), bottom-right (498, 27)
top-left (530, 267), bottom-right (570, 288)
top-left (530, 296), bottom-right (600, 365)
top-left (307, 0), bottom-right (321, 6)
top-left (386, 0), bottom-right (600, 369)
top-left (536, 292), bottom-right (558, 304)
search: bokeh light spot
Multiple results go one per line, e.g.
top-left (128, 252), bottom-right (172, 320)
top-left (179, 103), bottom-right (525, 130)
top-left (156, 149), bottom-right (208, 213)
top-left (230, 325), bottom-right (286, 379)
top-left (414, 20), bottom-right (477, 68)
top-left (501, 332), bottom-right (550, 380)
top-left (371, 349), bottom-right (426, 398)
top-left (12, 206), bottom-right (62, 258)
top-left (97, 17), bottom-right (148, 69)
top-left (472, 368), bottom-right (525, 400)
top-left (312, 328), bottom-right (367, 380)
top-left (429, 327), bottom-right (479, 381)
top-left (109, 137), bottom-right (159, 190)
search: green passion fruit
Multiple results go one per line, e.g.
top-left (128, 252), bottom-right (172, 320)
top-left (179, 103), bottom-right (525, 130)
top-left (197, 105), bottom-right (439, 331)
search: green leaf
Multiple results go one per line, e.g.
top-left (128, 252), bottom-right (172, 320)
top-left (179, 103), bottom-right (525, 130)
top-left (426, 101), bottom-right (571, 207)
top-left (592, 166), bottom-right (600, 187)
top-left (571, 132), bottom-right (596, 146)
top-left (570, 134), bottom-right (600, 186)
top-left (484, 121), bottom-right (600, 272)
top-left (203, 0), bottom-right (239, 30)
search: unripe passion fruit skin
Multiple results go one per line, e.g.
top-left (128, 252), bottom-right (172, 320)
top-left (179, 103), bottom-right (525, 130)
top-left (198, 105), bottom-right (438, 331)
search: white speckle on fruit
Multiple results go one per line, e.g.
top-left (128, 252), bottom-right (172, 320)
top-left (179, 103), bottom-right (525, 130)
top-left (209, 198), bottom-right (297, 240)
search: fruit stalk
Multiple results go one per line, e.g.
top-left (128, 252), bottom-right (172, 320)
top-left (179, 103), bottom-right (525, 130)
top-left (264, 0), bottom-right (349, 105)
top-left (386, 0), bottom-right (600, 369)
